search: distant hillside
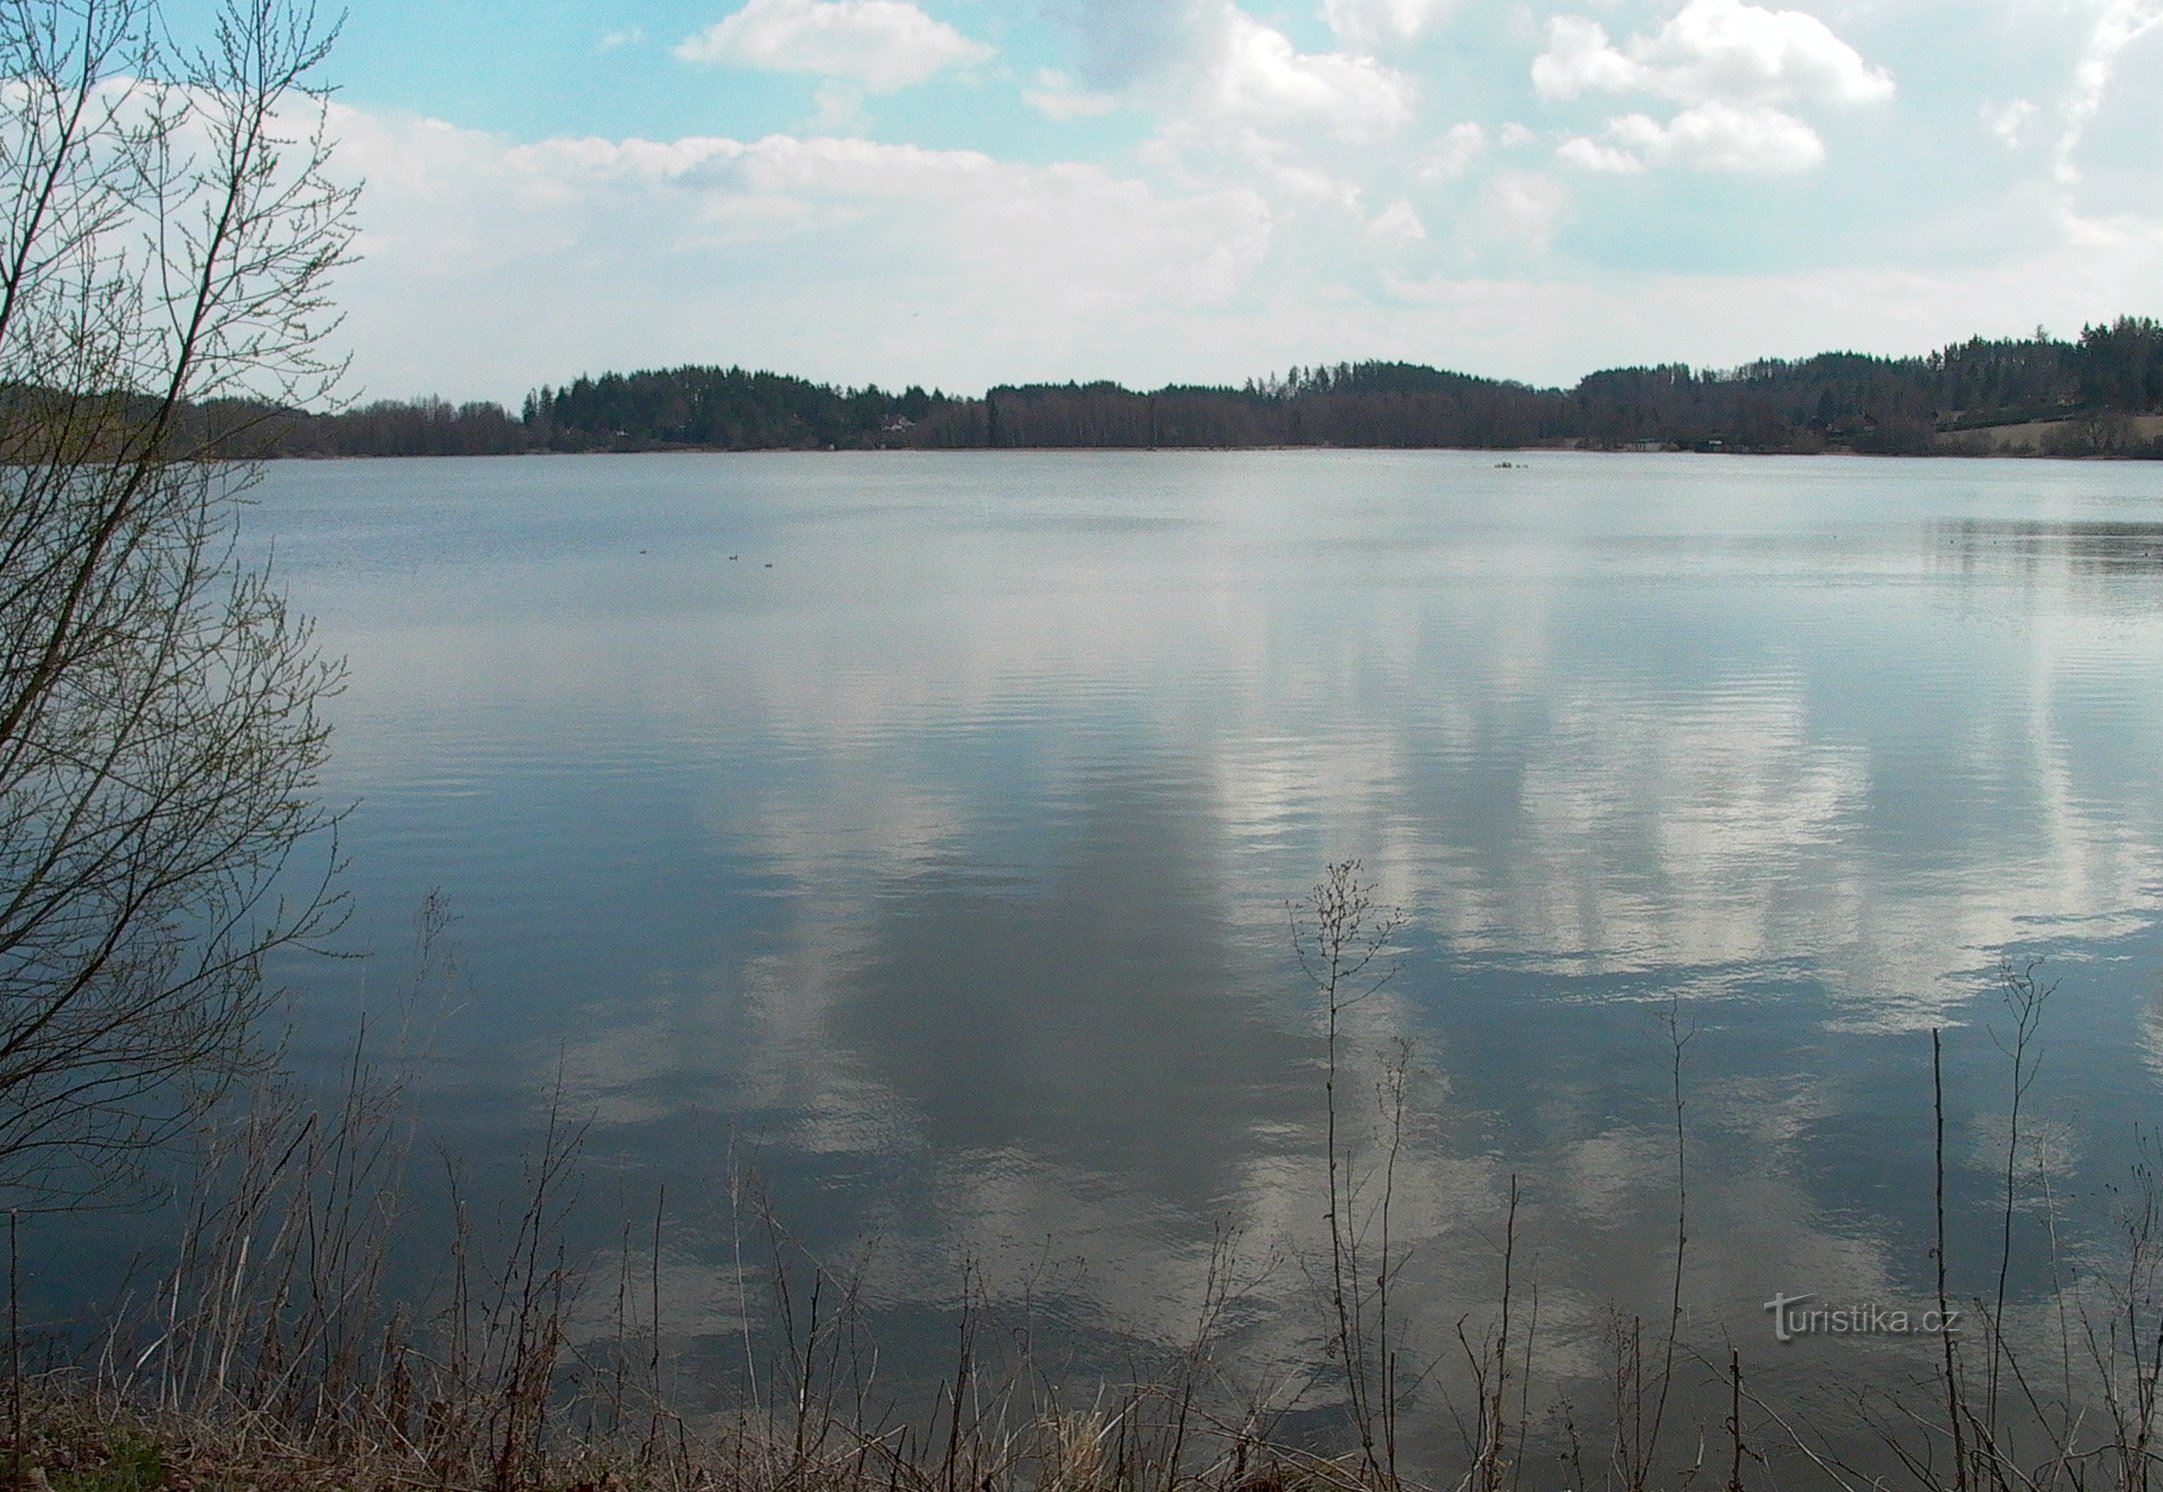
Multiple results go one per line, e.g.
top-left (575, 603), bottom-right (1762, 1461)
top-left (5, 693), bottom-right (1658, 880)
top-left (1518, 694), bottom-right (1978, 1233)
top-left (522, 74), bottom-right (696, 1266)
top-left (230, 317), bottom-right (2163, 459)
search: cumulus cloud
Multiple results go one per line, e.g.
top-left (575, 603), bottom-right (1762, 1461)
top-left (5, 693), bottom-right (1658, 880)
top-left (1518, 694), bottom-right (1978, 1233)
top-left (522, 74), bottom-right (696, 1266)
top-left (1985, 98), bottom-right (2037, 149)
top-left (1038, 0), bottom-right (1203, 90)
top-left (1418, 120), bottom-right (1488, 180)
top-left (808, 80), bottom-right (870, 131)
top-left (1535, 17), bottom-right (1644, 101)
top-left (294, 0), bottom-right (2163, 418)
top-left (1040, 0), bottom-right (1414, 148)
top-left (2055, 0), bottom-right (2163, 183)
top-left (676, 0), bottom-right (993, 90)
top-left (1532, 0), bottom-right (1893, 107)
top-left (1554, 135), bottom-right (1642, 174)
top-left (1023, 69), bottom-right (1122, 118)
top-left (1366, 198), bottom-right (1428, 244)
top-left (1195, 5), bottom-right (1416, 141)
top-left (1536, 0), bottom-right (1888, 175)
top-left (1487, 172), bottom-right (1568, 250)
top-left (1320, 0), bottom-right (1455, 51)
top-left (1019, 0), bottom-right (1421, 226)
top-left (1028, 0), bottom-right (1420, 221)
top-left (1560, 100), bottom-right (1826, 173)
top-left (321, 105), bottom-right (1274, 399)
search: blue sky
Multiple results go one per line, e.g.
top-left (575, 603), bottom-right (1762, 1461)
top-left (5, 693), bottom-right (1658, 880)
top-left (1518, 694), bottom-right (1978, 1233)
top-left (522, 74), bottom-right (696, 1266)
top-left (289, 0), bottom-right (2163, 402)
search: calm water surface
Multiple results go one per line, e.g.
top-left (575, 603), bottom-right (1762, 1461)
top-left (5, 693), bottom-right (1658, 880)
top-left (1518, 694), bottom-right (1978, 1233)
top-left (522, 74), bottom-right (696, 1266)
top-left (87, 450), bottom-right (2163, 1463)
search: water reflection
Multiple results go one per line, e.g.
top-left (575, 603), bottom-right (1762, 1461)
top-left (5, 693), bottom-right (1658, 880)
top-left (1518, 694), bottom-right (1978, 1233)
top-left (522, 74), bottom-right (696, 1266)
top-left (156, 452), bottom-right (2163, 1467)
top-left (1936, 518), bottom-right (2163, 576)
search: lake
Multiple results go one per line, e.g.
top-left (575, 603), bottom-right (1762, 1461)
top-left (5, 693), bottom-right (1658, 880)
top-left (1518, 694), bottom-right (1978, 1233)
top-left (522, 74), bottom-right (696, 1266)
top-left (55, 449), bottom-right (2163, 1479)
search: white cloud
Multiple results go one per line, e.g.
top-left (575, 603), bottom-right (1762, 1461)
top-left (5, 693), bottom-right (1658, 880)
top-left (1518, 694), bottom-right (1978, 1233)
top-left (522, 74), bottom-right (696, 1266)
top-left (1040, 0), bottom-right (1414, 149)
top-left (2055, 0), bottom-right (2163, 183)
top-left (1418, 121), bottom-right (1488, 180)
top-left (1533, 0), bottom-right (1893, 108)
top-left (808, 80), bottom-right (870, 131)
top-left (1985, 98), bottom-right (2037, 148)
top-left (598, 26), bottom-right (646, 52)
top-left (1023, 0), bottom-right (1417, 223)
top-left (1373, 212), bottom-right (2163, 387)
top-left (1319, 0), bottom-right (1454, 51)
top-left (1196, 5), bottom-right (1416, 141)
top-left (1535, 16), bottom-right (1645, 100)
top-left (1488, 171), bottom-right (1568, 250)
top-left (298, 1), bottom-right (2163, 414)
top-left (1366, 198), bottom-right (1429, 244)
top-left (1561, 100), bottom-right (1826, 174)
top-left (1556, 133), bottom-right (1647, 173)
top-left (675, 0), bottom-right (993, 90)
top-left (1142, 126), bottom-right (1366, 206)
top-left (1535, 0), bottom-right (1885, 176)
top-left (1023, 69), bottom-right (1122, 118)
top-left (322, 105), bottom-right (1274, 399)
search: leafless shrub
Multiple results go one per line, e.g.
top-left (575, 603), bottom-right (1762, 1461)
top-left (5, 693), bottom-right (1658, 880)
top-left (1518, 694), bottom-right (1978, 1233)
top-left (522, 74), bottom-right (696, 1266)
top-left (1292, 860), bottom-right (1411, 1486)
top-left (0, 0), bottom-right (357, 1205)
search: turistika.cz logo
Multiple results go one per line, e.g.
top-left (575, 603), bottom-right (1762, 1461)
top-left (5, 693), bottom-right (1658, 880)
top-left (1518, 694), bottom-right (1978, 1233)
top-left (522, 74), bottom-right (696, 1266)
top-left (1763, 1292), bottom-right (1962, 1344)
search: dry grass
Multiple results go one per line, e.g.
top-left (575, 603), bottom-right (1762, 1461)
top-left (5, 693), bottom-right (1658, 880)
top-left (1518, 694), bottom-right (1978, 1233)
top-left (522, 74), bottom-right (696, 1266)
top-left (1937, 414), bottom-right (2163, 455)
top-left (0, 1378), bottom-right (1412, 1492)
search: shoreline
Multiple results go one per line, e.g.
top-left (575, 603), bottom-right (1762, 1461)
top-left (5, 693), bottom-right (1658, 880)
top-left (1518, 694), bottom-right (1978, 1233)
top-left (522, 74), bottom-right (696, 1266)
top-left (259, 441), bottom-right (2163, 461)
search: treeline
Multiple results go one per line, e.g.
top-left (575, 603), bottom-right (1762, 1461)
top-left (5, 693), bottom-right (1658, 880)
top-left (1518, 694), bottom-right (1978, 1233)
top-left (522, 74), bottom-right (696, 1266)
top-left (229, 317), bottom-right (2163, 458)
top-left (217, 396), bottom-right (531, 457)
top-left (224, 370), bottom-right (950, 457)
top-left (909, 364), bottom-right (1577, 450)
top-left (1573, 321), bottom-right (2163, 454)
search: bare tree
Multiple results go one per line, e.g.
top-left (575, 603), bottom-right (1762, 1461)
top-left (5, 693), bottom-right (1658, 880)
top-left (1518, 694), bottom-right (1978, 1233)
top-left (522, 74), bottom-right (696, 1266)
top-left (0, 0), bottom-right (355, 1203)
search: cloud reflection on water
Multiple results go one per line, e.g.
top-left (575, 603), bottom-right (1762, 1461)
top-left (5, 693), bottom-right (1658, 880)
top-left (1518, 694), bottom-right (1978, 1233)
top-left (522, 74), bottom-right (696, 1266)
top-left (258, 451), bottom-right (2163, 1442)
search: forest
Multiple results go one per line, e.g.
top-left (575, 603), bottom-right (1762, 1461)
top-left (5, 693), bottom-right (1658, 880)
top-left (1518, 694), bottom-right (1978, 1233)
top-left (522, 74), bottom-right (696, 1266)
top-left (227, 316), bottom-right (2163, 458)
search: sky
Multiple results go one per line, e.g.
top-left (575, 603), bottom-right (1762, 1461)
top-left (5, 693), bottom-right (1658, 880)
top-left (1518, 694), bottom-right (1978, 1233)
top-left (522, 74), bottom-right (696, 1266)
top-left (265, 0), bottom-right (2163, 403)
